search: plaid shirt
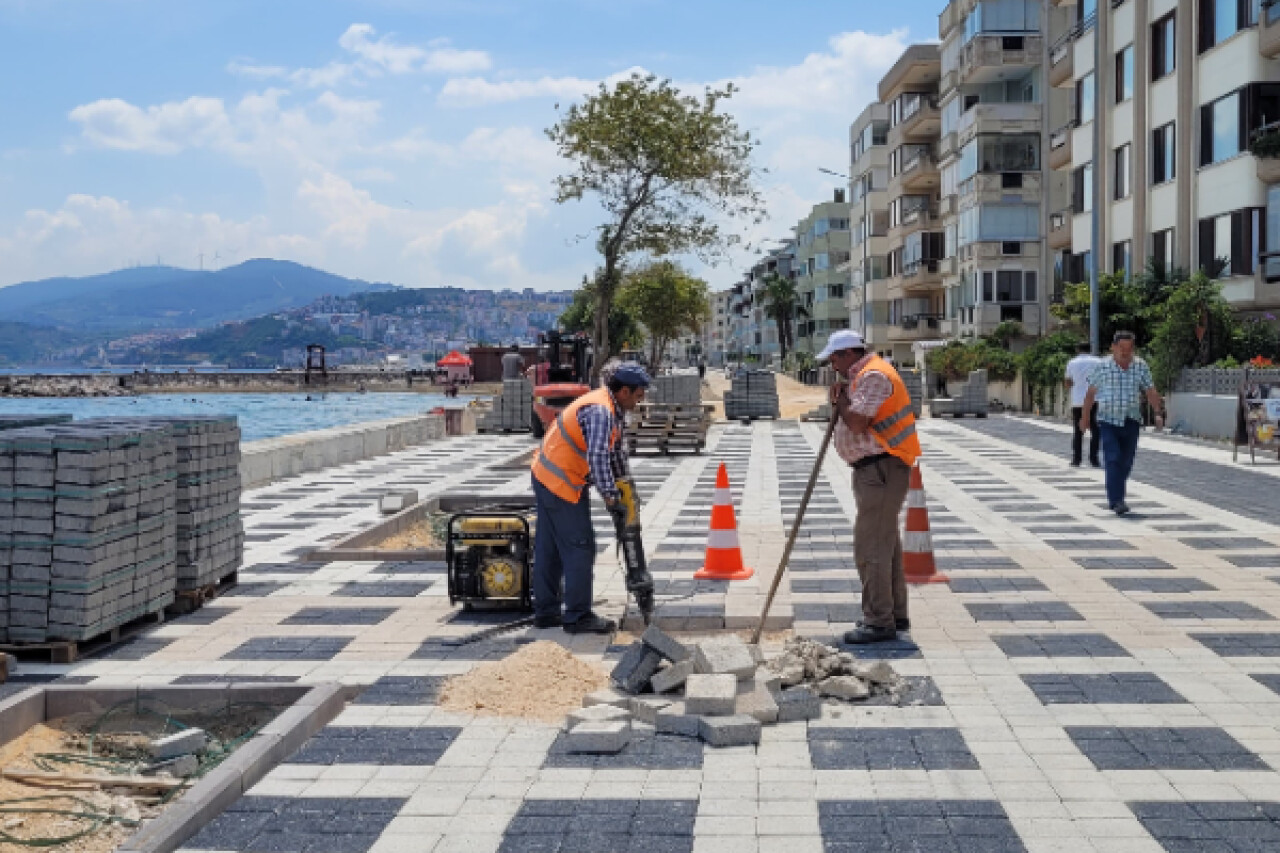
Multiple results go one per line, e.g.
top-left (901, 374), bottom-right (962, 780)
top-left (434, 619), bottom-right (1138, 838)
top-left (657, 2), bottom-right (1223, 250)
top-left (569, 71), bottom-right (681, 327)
top-left (1088, 356), bottom-right (1154, 426)
top-left (833, 354), bottom-right (894, 464)
top-left (577, 392), bottom-right (629, 502)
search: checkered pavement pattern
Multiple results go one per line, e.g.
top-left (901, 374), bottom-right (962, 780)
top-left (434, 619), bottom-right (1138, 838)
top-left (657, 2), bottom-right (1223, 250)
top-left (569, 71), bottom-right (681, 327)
top-left (7, 415), bottom-right (1280, 853)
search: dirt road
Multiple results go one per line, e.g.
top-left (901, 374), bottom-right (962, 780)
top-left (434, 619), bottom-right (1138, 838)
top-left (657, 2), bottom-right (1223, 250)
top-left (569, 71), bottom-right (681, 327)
top-left (701, 371), bottom-right (829, 421)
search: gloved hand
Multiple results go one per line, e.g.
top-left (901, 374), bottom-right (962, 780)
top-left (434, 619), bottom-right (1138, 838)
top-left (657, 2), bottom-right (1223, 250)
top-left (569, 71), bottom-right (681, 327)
top-left (606, 499), bottom-right (628, 528)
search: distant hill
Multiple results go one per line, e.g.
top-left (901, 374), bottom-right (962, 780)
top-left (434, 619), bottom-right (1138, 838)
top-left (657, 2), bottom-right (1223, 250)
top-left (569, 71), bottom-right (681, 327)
top-left (0, 260), bottom-right (387, 332)
top-left (0, 322), bottom-right (96, 366)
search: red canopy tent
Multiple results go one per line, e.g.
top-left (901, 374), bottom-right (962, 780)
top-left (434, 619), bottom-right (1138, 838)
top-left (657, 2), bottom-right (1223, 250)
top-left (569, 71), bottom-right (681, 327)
top-left (437, 350), bottom-right (473, 382)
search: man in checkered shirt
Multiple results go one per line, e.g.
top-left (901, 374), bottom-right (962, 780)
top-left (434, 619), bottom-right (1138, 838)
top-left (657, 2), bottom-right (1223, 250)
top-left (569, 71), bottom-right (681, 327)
top-left (1079, 331), bottom-right (1165, 515)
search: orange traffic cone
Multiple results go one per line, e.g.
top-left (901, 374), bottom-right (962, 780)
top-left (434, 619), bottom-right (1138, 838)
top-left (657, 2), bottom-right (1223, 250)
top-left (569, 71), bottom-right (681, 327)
top-left (904, 464), bottom-right (948, 584)
top-left (694, 463), bottom-right (754, 581)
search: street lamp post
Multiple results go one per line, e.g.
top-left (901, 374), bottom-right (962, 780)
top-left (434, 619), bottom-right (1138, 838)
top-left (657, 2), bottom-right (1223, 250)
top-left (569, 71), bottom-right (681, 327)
top-left (1089, 6), bottom-right (1102, 355)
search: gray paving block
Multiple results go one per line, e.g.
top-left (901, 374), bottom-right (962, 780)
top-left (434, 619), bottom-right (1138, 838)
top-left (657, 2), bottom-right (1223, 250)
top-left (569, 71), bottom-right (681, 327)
top-left (583, 688), bottom-right (633, 709)
top-left (777, 686), bottom-right (822, 722)
top-left (566, 705), bottom-right (632, 730)
top-left (693, 637), bottom-right (756, 680)
top-left (641, 625), bottom-right (690, 663)
top-left (564, 720), bottom-right (630, 754)
top-left (654, 701), bottom-right (700, 737)
top-left (150, 727), bottom-right (208, 760)
top-left (734, 684), bottom-right (780, 724)
top-left (650, 659), bottom-right (695, 694)
top-left (698, 714), bottom-right (762, 747)
top-left (610, 643), bottom-right (664, 695)
top-left (629, 696), bottom-right (671, 725)
top-left (685, 673), bottom-right (737, 716)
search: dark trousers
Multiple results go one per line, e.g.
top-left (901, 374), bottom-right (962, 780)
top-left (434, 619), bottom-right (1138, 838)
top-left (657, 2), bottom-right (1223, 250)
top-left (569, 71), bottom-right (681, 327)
top-left (1071, 405), bottom-right (1100, 465)
top-left (532, 475), bottom-right (596, 623)
top-left (1098, 419), bottom-right (1141, 508)
top-left (852, 457), bottom-right (912, 630)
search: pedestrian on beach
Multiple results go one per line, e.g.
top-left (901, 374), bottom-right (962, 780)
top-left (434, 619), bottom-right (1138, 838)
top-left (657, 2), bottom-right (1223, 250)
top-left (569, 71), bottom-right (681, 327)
top-left (1064, 341), bottom-right (1101, 467)
top-left (529, 361), bottom-right (650, 634)
top-left (820, 330), bottom-right (922, 645)
top-left (1079, 331), bottom-right (1165, 515)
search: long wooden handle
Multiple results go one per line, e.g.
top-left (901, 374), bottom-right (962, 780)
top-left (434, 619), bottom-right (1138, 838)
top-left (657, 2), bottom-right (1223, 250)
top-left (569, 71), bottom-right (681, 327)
top-left (750, 406), bottom-right (840, 644)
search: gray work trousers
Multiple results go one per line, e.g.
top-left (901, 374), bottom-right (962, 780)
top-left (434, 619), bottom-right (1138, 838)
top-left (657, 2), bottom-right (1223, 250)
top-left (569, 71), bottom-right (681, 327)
top-left (852, 455), bottom-right (912, 630)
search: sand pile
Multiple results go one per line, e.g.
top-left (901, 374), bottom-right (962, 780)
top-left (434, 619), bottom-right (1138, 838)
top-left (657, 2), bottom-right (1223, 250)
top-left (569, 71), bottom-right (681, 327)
top-left (440, 641), bottom-right (610, 723)
top-left (375, 520), bottom-right (439, 550)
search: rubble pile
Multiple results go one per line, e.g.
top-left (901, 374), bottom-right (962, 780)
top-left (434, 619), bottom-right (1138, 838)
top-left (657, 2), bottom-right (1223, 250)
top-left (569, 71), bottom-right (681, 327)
top-left (564, 629), bottom-right (906, 754)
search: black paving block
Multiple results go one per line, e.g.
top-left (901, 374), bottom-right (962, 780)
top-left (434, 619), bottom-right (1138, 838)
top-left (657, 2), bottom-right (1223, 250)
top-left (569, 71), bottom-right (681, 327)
top-left (103, 637), bottom-right (173, 661)
top-left (223, 636), bottom-right (352, 661)
top-left (794, 603), bottom-right (862, 623)
top-left (223, 582), bottom-right (291, 598)
top-left (792, 579), bottom-right (862, 594)
top-left (334, 581), bottom-right (432, 598)
top-left (827, 633), bottom-right (923, 660)
top-left (1143, 600), bottom-right (1275, 621)
top-left (1022, 673), bottom-right (1186, 704)
top-left (1131, 801), bottom-right (1280, 852)
top-left (808, 727), bottom-right (976, 770)
top-left (353, 676), bottom-right (447, 706)
top-left (1152, 523), bottom-right (1233, 533)
top-left (949, 577), bottom-right (1048, 594)
top-left (172, 605), bottom-right (235, 626)
top-left (1251, 674), bottom-right (1280, 697)
top-left (1180, 537), bottom-right (1275, 551)
top-left (1193, 633), bottom-right (1280, 657)
top-left (290, 726), bottom-right (462, 765)
top-left (1068, 727), bottom-right (1269, 771)
top-left (1045, 538), bottom-right (1136, 551)
top-left (1006, 514), bottom-right (1078, 523)
top-left (936, 556), bottom-right (1022, 571)
top-left (1225, 554), bottom-right (1280, 568)
top-left (499, 799), bottom-right (697, 853)
top-left (818, 800), bottom-right (1025, 853)
top-left (1105, 577), bottom-right (1217, 593)
top-left (374, 560), bottom-right (448, 575)
top-left (931, 538), bottom-right (997, 549)
top-left (185, 796), bottom-right (406, 853)
top-left (966, 602), bottom-right (1085, 622)
top-left (282, 607), bottom-right (396, 626)
top-left (241, 562), bottom-right (330, 576)
top-left (1074, 556), bottom-right (1175, 571)
top-left (411, 637), bottom-right (524, 660)
top-left (543, 731), bottom-right (704, 770)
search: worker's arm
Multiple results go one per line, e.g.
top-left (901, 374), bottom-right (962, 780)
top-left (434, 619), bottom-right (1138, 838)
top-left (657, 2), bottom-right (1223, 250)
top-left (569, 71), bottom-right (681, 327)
top-left (1144, 378), bottom-right (1165, 428)
top-left (1079, 387), bottom-right (1096, 432)
top-left (579, 406), bottom-right (622, 504)
top-left (833, 384), bottom-right (874, 434)
top-left (833, 369), bottom-right (892, 436)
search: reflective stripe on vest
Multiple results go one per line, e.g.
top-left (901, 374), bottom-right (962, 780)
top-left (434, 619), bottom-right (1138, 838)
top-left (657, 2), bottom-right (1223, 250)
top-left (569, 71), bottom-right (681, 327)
top-left (533, 449), bottom-right (579, 492)
top-left (554, 412), bottom-right (588, 459)
top-left (531, 387), bottom-right (620, 502)
top-left (871, 404), bottom-right (913, 434)
top-left (854, 355), bottom-right (921, 466)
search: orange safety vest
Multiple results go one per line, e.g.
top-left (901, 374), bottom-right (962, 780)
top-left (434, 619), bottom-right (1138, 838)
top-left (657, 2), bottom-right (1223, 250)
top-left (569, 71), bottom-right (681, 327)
top-left (854, 355), bottom-right (921, 467)
top-left (531, 388), bottom-right (621, 503)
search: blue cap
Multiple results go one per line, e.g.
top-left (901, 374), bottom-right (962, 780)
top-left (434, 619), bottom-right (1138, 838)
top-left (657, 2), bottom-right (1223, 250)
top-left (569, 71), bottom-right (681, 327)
top-left (611, 362), bottom-right (651, 388)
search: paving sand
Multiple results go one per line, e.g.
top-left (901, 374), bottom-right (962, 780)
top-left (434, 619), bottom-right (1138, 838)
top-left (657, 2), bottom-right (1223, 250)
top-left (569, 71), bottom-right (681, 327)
top-left (439, 641), bottom-right (610, 724)
top-left (374, 519), bottom-right (439, 550)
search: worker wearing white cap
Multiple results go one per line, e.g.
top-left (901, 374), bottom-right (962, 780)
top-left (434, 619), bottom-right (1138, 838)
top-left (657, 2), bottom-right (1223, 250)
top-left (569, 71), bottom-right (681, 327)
top-left (817, 330), bottom-right (922, 645)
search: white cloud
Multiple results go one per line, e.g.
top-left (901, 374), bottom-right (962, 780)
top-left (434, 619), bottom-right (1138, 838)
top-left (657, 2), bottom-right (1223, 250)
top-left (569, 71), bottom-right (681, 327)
top-left (68, 96), bottom-right (232, 155)
top-left (439, 74), bottom-right (595, 106)
top-left (226, 59), bottom-right (289, 80)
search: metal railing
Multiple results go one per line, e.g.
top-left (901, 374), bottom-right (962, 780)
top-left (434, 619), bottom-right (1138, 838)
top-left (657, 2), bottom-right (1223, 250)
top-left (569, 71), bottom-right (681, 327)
top-left (1050, 120), bottom-right (1078, 149)
top-left (901, 314), bottom-right (945, 331)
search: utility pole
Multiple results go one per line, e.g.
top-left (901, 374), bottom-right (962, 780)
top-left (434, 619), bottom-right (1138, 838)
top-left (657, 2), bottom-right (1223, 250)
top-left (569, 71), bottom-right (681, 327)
top-left (1089, 3), bottom-right (1102, 355)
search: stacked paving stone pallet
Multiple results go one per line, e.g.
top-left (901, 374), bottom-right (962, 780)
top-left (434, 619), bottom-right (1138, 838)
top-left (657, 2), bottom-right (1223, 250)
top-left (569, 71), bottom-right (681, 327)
top-left (477, 378), bottom-right (533, 433)
top-left (648, 374), bottom-right (702, 406)
top-left (0, 420), bottom-right (178, 643)
top-left (625, 402), bottom-right (712, 454)
top-left (930, 368), bottom-right (988, 418)
top-left (564, 630), bottom-right (905, 752)
top-left (723, 370), bottom-right (780, 420)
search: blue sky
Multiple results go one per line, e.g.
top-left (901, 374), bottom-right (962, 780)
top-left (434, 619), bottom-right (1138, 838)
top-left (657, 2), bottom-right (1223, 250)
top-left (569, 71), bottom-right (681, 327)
top-left (0, 0), bottom-right (941, 291)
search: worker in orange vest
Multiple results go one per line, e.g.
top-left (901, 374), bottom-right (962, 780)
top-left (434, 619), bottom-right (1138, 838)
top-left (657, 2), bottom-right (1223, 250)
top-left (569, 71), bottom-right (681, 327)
top-left (530, 362), bottom-right (651, 634)
top-left (821, 330), bottom-right (922, 645)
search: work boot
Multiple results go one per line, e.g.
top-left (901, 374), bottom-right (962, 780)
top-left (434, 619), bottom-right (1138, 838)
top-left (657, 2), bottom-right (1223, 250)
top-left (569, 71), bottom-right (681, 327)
top-left (858, 619), bottom-right (910, 631)
top-left (1069, 460), bottom-right (1081, 467)
top-left (563, 612), bottom-right (617, 635)
top-left (842, 625), bottom-right (897, 645)
top-left (1113, 500), bottom-right (1131, 516)
top-left (533, 613), bottom-right (562, 629)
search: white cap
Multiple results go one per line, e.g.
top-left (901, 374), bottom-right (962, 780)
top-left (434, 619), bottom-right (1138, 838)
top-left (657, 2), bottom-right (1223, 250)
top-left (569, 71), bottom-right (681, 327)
top-left (817, 330), bottom-right (866, 361)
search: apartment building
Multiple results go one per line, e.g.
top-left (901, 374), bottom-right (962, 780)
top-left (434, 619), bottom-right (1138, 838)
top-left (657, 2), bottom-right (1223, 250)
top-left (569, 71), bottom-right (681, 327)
top-left (724, 240), bottom-right (799, 364)
top-left (794, 194), bottom-right (853, 357)
top-left (1048, 0), bottom-right (1280, 311)
top-left (877, 45), bottom-right (947, 363)
top-left (847, 103), bottom-right (892, 352)
top-left (702, 289), bottom-right (732, 366)
top-left (937, 0), bottom-right (1060, 341)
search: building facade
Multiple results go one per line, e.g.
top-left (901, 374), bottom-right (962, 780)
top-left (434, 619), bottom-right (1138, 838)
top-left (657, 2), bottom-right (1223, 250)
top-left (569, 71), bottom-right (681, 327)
top-left (794, 194), bottom-right (853, 358)
top-left (847, 103), bottom-right (893, 353)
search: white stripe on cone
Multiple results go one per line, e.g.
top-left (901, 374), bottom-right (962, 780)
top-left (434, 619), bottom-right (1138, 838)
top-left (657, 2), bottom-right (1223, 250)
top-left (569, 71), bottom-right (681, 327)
top-left (904, 530), bottom-right (933, 553)
top-left (713, 487), bottom-right (733, 505)
top-left (706, 529), bottom-right (741, 550)
top-left (908, 490), bottom-right (928, 508)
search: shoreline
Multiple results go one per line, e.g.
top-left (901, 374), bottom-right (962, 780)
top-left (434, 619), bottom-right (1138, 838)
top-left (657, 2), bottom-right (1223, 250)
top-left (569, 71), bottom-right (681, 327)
top-left (0, 370), bottom-right (501, 398)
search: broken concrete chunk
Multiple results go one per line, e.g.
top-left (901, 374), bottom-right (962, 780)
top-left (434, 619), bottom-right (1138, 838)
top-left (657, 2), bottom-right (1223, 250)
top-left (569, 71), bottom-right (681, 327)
top-left (566, 720), bottom-right (630, 754)
top-left (650, 659), bottom-right (695, 694)
top-left (630, 696), bottom-right (672, 725)
top-left (856, 661), bottom-right (898, 685)
top-left (655, 701), bottom-right (700, 737)
top-left (610, 644), bottom-right (664, 695)
top-left (776, 686), bottom-right (823, 722)
top-left (567, 704), bottom-right (633, 730)
top-left (685, 673), bottom-right (737, 716)
top-left (149, 728), bottom-right (208, 760)
top-left (817, 675), bottom-right (870, 701)
top-left (583, 687), bottom-right (633, 709)
top-left (641, 625), bottom-right (690, 663)
top-left (379, 490), bottom-right (419, 515)
top-left (693, 637), bottom-right (757, 680)
top-left (698, 714), bottom-right (762, 747)
top-left (747, 666), bottom-right (782, 694)
top-left (775, 661), bottom-right (806, 687)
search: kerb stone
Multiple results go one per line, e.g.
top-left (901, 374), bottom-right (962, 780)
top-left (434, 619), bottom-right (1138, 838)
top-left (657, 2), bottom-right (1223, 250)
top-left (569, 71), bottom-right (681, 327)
top-left (149, 728), bottom-right (208, 760)
top-left (684, 673), bottom-right (737, 716)
top-left (698, 714), bottom-right (762, 747)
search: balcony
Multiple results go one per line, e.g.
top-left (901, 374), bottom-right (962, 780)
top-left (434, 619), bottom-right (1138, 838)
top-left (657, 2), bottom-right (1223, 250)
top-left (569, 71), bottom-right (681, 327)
top-left (1264, 0), bottom-right (1280, 57)
top-left (889, 314), bottom-right (947, 341)
top-left (953, 103), bottom-right (1042, 147)
top-left (961, 303), bottom-right (1043, 336)
top-left (895, 94), bottom-right (941, 141)
top-left (1251, 123), bottom-right (1280, 182)
top-left (899, 146), bottom-right (939, 192)
top-left (956, 34), bottom-right (1044, 88)
top-left (888, 200), bottom-right (941, 244)
top-left (1049, 209), bottom-right (1072, 250)
top-left (902, 259), bottom-right (944, 291)
top-left (1048, 28), bottom-right (1076, 87)
top-left (1049, 121), bottom-right (1076, 171)
top-left (957, 172), bottom-right (1042, 204)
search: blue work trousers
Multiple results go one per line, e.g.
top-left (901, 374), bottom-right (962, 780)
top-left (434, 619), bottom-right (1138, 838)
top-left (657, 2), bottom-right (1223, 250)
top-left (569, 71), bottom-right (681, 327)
top-left (1098, 418), bottom-right (1141, 508)
top-left (532, 475), bottom-right (596, 623)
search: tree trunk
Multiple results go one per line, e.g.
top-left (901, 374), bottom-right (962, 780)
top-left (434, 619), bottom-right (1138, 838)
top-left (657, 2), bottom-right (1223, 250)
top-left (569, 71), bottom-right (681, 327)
top-left (592, 259), bottom-right (619, 386)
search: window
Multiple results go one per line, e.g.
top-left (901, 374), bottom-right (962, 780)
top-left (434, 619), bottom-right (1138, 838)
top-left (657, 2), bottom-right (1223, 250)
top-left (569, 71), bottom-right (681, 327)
top-left (1025, 271), bottom-right (1038, 302)
top-left (1152, 123), bottom-right (1176, 184)
top-left (1115, 45), bottom-right (1134, 103)
top-left (1079, 0), bottom-right (1097, 25)
top-left (1114, 145), bottom-right (1131, 200)
top-left (1076, 73), bottom-right (1095, 125)
top-left (1152, 228), bottom-right (1175, 275)
top-left (1113, 241), bottom-right (1132, 278)
top-left (996, 271), bottom-right (1021, 302)
top-left (1152, 14), bottom-right (1176, 80)
top-left (1200, 92), bottom-right (1241, 166)
top-left (1267, 186), bottom-right (1280, 281)
top-left (1072, 162), bottom-right (1094, 214)
top-left (1199, 0), bottom-right (1261, 53)
top-left (957, 134), bottom-right (1040, 180)
top-left (1198, 208), bottom-right (1265, 276)
top-left (982, 272), bottom-right (994, 302)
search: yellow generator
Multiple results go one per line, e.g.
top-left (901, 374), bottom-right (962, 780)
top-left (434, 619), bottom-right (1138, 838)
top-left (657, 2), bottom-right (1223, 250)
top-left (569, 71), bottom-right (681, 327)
top-left (445, 508), bottom-right (535, 611)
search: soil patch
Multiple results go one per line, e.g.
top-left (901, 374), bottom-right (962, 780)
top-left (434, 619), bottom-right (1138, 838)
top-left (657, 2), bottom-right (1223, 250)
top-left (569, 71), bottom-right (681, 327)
top-left (374, 518), bottom-right (441, 550)
top-left (439, 641), bottom-right (610, 723)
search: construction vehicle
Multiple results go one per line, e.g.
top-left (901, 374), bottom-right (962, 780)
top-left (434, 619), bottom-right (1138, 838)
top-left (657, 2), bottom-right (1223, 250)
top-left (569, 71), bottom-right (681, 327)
top-left (445, 503), bottom-right (536, 612)
top-left (527, 330), bottom-right (592, 438)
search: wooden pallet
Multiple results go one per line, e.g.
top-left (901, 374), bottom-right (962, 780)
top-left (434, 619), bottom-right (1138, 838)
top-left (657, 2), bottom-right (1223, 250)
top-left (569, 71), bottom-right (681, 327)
top-left (0, 608), bottom-right (167, 664)
top-left (166, 570), bottom-right (240, 616)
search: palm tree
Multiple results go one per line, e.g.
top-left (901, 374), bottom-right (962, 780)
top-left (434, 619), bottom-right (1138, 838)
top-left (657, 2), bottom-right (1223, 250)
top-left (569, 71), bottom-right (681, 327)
top-left (760, 273), bottom-right (806, 359)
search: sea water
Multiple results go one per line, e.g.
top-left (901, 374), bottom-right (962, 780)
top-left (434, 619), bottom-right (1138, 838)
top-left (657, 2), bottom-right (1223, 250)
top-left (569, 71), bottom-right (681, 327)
top-left (0, 392), bottom-right (456, 441)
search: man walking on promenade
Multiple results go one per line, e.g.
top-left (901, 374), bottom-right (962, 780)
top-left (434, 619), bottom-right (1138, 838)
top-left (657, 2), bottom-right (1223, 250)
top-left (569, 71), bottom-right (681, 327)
top-left (820, 331), bottom-right (922, 645)
top-left (1079, 331), bottom-right (1164, 515)
top-left (1065, 342), bottom-right (1101, 467)
top-left (530, 362), bottom-right (650, 634)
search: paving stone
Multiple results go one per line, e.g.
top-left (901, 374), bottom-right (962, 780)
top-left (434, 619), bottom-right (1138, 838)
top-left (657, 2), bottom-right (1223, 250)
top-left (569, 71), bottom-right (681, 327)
top-left (584, 687), bottom-right (633, 709)
top-left (965, 602), bottom-right (1085, 622)
top-left (808, 727), bottom-right (979, 771)
top-left (611, 643), bottom-right (664, 694)
top-left (1130, 801), bottom-right (1280, 853)
top-left (630, 696), bottom-right (671, 724)
top-left (1022, 673), bottom-right (1187, 704)
top-left (498, 799), bottom-right (696, 853)
top-left (334, 581), bottom-right (431, 598)
top-left (282, 607), bottom-right (395, 626)
top-left (650, 659), bottom-right (695, 694)
top-left (641, 624), bottom-right (690, 662)
top-left (1179, 536), bottom-right (1274, 551)
top-left (949, 577), bottom-right (1048, 594)
top-left (684, 673), bottom-right (737, 715)
top-left (565, 720), bottom-right (631, 754)
top-left (698, 714), bottom-right (761, 747)
top-left (776, 686), bottom-right (822, 722)
top-left (1068, 727), bottom-right (1269, 771)
top-left (692, 637), bottom-right (757, 680)
top-left (1192, 633), bottom-right (1280, 657)
top-left (992, 632), bottom-right (1132, 658)
top-left (185, 796), bottom-right (406, 853)
top-left (655, 702), bottom-right (700, 737)
top-left (290, 726), bottom-right (461, 765)
top-left (352, 675), bottom-right (445, 706)
top-left (733, 682), bottom-right (780, 723)
top-left (567, 704), bottom-right (633, 729)
top-left (1104, 576), bottom-right (1217, 593)
top-left (223, 636), bottom-right (351, 661)
top-left (1143, 600), bottom-right (1274, 620)
top-left (1073, 556), bottom-right (1175, 571)
top-left (818, 800), bottom-right (1024, 853)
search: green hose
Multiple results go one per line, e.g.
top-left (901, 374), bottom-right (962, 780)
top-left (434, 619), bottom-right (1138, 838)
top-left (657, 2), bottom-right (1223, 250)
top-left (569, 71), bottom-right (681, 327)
top-left (0, 795), bottom-right (140, 848)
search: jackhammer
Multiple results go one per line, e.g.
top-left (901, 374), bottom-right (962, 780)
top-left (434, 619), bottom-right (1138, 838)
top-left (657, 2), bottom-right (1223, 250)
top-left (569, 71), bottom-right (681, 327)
top-left (612, 476), bottom-right (655, 625)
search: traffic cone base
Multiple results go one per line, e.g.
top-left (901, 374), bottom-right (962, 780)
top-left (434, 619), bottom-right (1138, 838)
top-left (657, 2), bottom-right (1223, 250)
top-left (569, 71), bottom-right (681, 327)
top-left (904, 463), bottom-right (948, 584)
top-left (694, 462), bottom-right (754, 581)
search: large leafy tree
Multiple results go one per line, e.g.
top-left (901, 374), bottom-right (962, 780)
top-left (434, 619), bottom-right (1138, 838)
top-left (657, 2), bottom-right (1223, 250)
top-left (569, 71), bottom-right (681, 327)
top-left (617, 261), bottom-right (710, 369)
top-left (547, 73), bottom-right (764, 381)
top-left (559, 276), bottom-right (644, 359)
top-left (760, 273), bottom-right (805, 359)
top-left (1148, 272), bottom-right (1237, 391)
